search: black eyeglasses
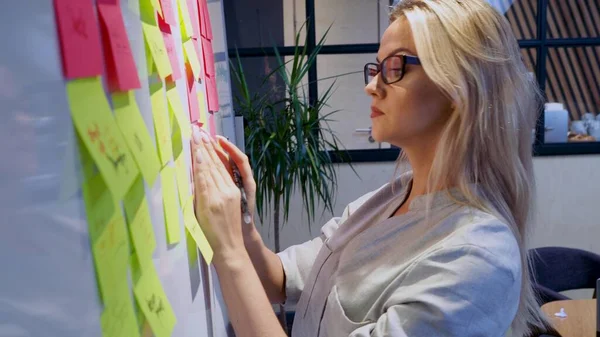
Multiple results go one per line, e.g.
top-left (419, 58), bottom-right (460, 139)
top-left (364, 55), bottom-right (421, 85)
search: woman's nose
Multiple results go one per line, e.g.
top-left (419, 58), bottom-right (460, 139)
top-left (364, 75), bottom-right (383, 98)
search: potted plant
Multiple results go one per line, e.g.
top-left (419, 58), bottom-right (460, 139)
top-left (230, 22), bottom-right (353, 332)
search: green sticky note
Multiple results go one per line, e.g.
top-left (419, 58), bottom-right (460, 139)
top-left (183, 197), bottom-right (213, 265)
top-left (124, 184), bottom-right (157, 271)
top-left (141, 22), bottom-right (172, 80)
top-left (185, 230), bottom-right (199, 268)
top-left (165, 84), bottom-right (191, 139)
top-left (174, 154), bottom-right (190, 205)
top-left (150, 82), bottom-right (173, 166)
top-left (182, 39), bottom-right (202, 81)
top-left (113, 91), bottom-right (161, 186)
top-left (100, 284), bottom-right (140, 337)
top-left (178, 0), bottom-right (194, 40)
top-left (161, 166), bottom-right (181, 244)
top-left (93, 212), bottom-right (131, 306)
top-left (133, 264), bottom-right (177, 337)
top-left (67, 77), bottom-right (139, 201)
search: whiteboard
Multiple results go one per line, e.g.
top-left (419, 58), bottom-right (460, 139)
top-left (0, 0), bottom-right (233, 336)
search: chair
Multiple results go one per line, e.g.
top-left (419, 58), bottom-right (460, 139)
top-left (529, 246), bottom-right (600, 305)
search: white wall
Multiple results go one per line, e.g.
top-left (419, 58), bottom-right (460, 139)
top-left (256, 156), bottom-right (600, 256)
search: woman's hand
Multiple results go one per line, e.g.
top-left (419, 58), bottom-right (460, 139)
top-left (215, 135), bottom-right (257, 234)
top-left (191, 126), bottom-right (245, 262)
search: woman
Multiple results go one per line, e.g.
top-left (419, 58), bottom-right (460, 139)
top-left (191, 0), bottom-right (551, 336)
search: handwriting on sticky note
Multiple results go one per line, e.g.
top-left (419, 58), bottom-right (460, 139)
top-left (113, 91), bottom-right (161, 185)
top-left (142, 22), bottom-right (173, 79)
top-left (97, 2), bottom-right (141, 92)
top-left (161, 166), bottom-right (181, 244)
top-left (133, 264), bottom-right (176, 337)
top-left (183, 39), bottom-right (202, 81)
top-left (157, 17), bottom-right (182, 81)
top-left (53, 0), bottom-right (104, 78)
top-left (101, 285), bottom-right (140, 337)
top-left (150, 82), bottom-right (173, 166)
top-left (92, 212), bottom-right (130, 304)
top-left (67, 77), bottom-right (138, 200)
top-left (183, 197), bottom-right (213, 264)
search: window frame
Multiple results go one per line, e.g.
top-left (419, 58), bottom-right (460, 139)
top-left (228, 0), bottom-right (600, 163)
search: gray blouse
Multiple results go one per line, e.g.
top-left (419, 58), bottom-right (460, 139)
top-left (277, 173), bottom-right (521, 337)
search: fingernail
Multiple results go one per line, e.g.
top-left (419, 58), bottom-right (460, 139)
top-left (201, 132), bottom-right (211, 143)
top-left (195, 149), bottom-right (202, 163)
top-left (192, 125), bottom-right (201, 145)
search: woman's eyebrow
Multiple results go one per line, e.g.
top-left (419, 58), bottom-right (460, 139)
top-left (376, 47), bottom-right (417, 62)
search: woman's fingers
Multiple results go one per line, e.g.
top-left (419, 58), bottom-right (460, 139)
top-left (216, 136), bottom-right (255, 188)
top-left (193, 146), bottom-right (217, 199)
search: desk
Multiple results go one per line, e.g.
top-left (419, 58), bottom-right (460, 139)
top-left (541, 299), bottom-right (597, 337)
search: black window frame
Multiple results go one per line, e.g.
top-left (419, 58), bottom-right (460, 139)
top-left (228, 0), bottom-right (600, 163)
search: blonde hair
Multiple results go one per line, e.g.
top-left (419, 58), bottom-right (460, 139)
top-left (390, 1), bottom-right (550, 336)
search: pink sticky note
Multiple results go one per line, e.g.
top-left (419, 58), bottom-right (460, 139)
top-left (187, 66), bottom-right (200, 122)
top-left (208, 112), bottom-right (216, 137)
top-left (158, 15), bottom-right (181, 81)
top-left (53, 0), bottom-right (104, 79)
top-left (205, 74), bottom-right (219, 112)
top-left (159, 0), bottom-right (176, 25)
top-left (97, 2), bottom-right (141, 92)
top-left (201, 38), bottom-right (215, 77)
top-left (187, 0), bottom-right (201, 39)
top-left (198, 0), bottom-right (212, 40)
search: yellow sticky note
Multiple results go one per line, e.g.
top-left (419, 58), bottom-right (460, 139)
top-left (178, 0), bottom-right (194, 40)
top-left (197, 91), bottom-right (208, 128)
top-left (93, 212), bottom-right (130, 305)
top-left (186, 230), bottom-right (199, 268)
top-left (161, 166), bottom-right (181, 244)
top-left (183, 39), bottom-right (202, 81)
top-left (113, 91), bottom-right (161, 185)
top-left (174, 154), bottom-right (190, 204)
top-left (166, 85), bottom-right (191, 139)
top-left (183, 197), bottom-right (213, 265)
top-left (150, 82), bottom-right (173, 166)
top-left (124, 182), bottom-right (157, 271)
top-left (133, 264), bottom-right (177, 337)
top-left (100, 284), bottom-right (140, 337)
top-left (67, 77), bottom-right (138, 201)
top-left (141, 22), bottom-right (172, 80)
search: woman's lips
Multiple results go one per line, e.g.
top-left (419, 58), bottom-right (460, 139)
top-left (370, 106), bottom-right (384, 118)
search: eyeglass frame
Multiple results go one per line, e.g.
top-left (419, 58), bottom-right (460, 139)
top-left (363, 54), bottom-right (421, 85)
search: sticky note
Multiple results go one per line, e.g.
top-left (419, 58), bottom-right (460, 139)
top-left (100, 284), bottom-right (140, 337)
top-left (113, 92), bottom-right (161, 185)
top-left (149, 0), bottom-right (164, 17)
top-left (206, 74), bottom-right (219, 112)
top-left (174, 154), bottom-right (190, 204)
top-left (142, 22), bottom-right (173, 80)
top-left (177, 0), bottom-right (194, 39)
top-left (197, 91), bottom-right (207, 128)
top-left (187, 0), bottom-right (201, 39)
top-left (53, 0), bottom-right (104, 79)
top-left (186, 230), bottom-right (199, 268)
top-left (183, 39), bottom-right (202, 81)
top-left (97, 2), bottom-right (141, 92)
top-left (183, 197), bottom-right (213, 264)
top-left (133, 264), bottom-right (177, 337)
top-left (82, 174), bottom-right (117, 244)
top-left (198, 0), bottom-right (212, 39)
top-left (201, 38), bottom-right (215, 77)
top-left (124, 179), bottom-right (157, 271)
top-left (150, 82), bottom-right (173, 166)
top-left (208, 112), bottom-right (216, 137)
top-left (156, 16), bottom-right (182, 82)
top-left (159, 0), bottom-right (176, 25)
top-left (93, 212), bottom-right (130, 304)
top-left (166, 85), bottom-right (191, 138)
top-left (161, 166), bottom-right (181, 244)
top-left (67, 77), bottom-right (138, 200)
